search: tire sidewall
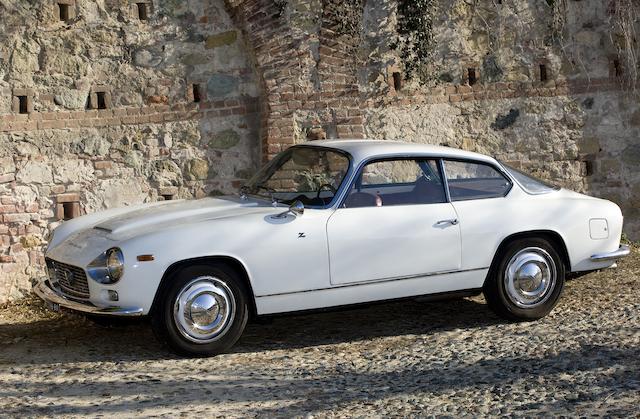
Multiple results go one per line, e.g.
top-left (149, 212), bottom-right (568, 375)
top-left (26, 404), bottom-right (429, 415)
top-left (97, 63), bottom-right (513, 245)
top-left (490, 238), bottom-right (565, 320)
top-left (154, 264), bottom-right (249, 357)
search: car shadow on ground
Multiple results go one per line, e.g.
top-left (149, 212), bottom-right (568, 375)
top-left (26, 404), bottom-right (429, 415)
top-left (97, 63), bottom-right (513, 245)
top-left (0, 342), bottom-right (636, 417)
top-left (1, 297), bottom-right (501, 364)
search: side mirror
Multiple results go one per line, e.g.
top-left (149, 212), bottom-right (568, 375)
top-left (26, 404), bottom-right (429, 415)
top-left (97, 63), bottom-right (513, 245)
top-left (273, 200), bottom-right (304, 219)
top-left (290, 200), bottom-right (304, 216)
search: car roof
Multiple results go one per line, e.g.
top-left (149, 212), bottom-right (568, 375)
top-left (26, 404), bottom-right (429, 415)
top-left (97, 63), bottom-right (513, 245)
top-left (296, 139), bottom-right (498, 165)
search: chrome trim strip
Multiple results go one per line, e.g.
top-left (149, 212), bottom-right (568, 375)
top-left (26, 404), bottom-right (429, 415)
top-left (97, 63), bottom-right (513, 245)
top-left (438, 158), bottom-right (452, 203)
top-left (590, 245), bottom-right (631, 262)
top-left (33, 278), bottom-right (144, 316)
top-left (257, 267), bottom-right (490, 298)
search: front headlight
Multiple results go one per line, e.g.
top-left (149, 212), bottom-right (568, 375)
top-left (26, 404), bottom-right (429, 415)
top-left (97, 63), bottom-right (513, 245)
top-left (87, 247), bottom-right (125, 284)
top-left (106, 248), bottom-right (124, 281)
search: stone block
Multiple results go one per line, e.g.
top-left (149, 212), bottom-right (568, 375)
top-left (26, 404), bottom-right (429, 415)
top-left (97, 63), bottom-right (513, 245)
top-left (56, 192), bottom-right (80, 203)
top-left (205, 31), bottom-right (238, 49)
top-left (184, 158), bottom-right (210, 181)
top-left (207, 74), bottom-right (239, 98)
top-left (209, 129), bottom-right (240, 149)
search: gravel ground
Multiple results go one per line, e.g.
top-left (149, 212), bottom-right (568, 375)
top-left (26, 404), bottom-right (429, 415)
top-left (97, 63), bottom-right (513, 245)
top-left (1, 248), bottom-right (639, 418)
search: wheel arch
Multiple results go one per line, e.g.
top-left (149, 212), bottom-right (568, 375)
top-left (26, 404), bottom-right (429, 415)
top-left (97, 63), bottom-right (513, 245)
top-left (149, 256), bottom-right (258, 319)
top-left (488, 230), bottom-right (571, 279)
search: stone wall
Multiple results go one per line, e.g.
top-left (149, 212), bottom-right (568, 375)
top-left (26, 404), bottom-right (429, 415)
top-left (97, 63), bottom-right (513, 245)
top-left (0, 0), bottom-right (638, 303)
top-left (0, 0), bottom-right (261, 301)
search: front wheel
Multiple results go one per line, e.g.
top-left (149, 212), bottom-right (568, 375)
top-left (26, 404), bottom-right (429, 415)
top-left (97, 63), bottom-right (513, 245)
top-left (483, 238), bottom-right (565, 321)
top-left (151, 264), bottom-right (249, 357)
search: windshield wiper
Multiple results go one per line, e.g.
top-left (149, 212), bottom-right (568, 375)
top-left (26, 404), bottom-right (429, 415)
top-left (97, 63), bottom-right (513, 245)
top-left (247, 184), bottom-right (281, 205)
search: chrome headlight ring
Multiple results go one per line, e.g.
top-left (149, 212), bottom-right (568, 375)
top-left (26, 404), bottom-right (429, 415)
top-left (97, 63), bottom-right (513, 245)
top-left (87, 247), bottom-right (125, 284)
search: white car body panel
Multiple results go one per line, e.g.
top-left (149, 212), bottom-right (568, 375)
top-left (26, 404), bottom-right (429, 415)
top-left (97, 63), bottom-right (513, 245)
top-left (39, 140), bottom-right (627, 317)
top-left (327, 203), bottom-right (461, 285)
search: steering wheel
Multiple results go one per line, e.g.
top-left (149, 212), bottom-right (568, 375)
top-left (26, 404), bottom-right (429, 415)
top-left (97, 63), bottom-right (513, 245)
top-left (316, 183), bottom-right (337, 199)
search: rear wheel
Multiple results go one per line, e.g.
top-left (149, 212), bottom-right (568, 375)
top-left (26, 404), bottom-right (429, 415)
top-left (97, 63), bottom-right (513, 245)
top-left (484, 238), bottom-right (565, 321)
top-left (151, 264), bottom-right (249, 356)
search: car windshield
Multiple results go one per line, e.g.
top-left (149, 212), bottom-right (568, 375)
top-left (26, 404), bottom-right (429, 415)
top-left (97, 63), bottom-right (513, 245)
top-left (243, 147), bottom-right (351, 207)
top-left (501, 163), bottom-right (560, 194)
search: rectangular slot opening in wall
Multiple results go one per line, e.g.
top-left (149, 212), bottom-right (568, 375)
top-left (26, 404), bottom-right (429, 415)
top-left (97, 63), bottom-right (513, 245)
top-left (613, 59), bottom-right (622, 77)
top-left (467, 68), bottom-right (477, 85)
top-left (192, 84), bottom-right (201, 103)
top-left (18, 96), bottom-right (28, 114)
top-left (58, 3), bottom-right (70, 21)
top-left (584, 160), bottom-right (594, 177)
top-left (392, 72), bottom-right (402, 91)
top-left (96, 91), bottom-right (107, 109)
top-left (137, 2), bottom-right (148, 20)
top-left (63, 202), bottom-right (76, 220)
top-left (539, 64), bottom-right (548, 82)
top-left (162, 194), bottom-right (174, 201)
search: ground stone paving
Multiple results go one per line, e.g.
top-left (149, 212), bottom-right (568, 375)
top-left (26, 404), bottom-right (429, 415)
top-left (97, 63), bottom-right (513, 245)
top-left (1, 247), bottom-right (639, 417)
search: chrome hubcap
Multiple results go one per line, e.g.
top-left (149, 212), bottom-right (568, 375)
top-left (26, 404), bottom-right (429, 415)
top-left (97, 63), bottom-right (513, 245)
top-left (504, 247), bottom-right (556, 308)
top-left (173, 276), bottom-right (235, 343)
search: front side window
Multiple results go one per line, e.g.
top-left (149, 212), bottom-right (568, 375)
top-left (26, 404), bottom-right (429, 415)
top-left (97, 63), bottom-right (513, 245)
top-left (344, 158), bottom-right (446, 208)
top-left (443, 160), bottom-right (511, 201)
top-left (244, 147), bottom-right (350, 207)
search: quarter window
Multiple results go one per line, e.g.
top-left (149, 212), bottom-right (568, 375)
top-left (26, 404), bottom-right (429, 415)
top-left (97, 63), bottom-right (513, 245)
top-left (344, 159), bottom-right (446, 208)
top-left (443, 160), bottom-right (511, 201)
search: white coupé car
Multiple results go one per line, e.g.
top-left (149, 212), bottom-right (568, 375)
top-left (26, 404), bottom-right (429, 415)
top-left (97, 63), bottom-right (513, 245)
top-left (36, 140), bottom-right (629, 356)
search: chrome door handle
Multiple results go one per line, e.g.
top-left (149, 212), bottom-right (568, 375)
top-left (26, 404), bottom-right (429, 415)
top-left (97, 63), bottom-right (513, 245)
top-left (436, 218), bottom-right (458, 226)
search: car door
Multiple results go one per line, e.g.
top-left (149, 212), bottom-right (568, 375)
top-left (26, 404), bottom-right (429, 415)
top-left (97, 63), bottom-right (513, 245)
top-left (326, 157), bottom-right (461, 285)
top-left (441, 159), bottom-right (513, 270)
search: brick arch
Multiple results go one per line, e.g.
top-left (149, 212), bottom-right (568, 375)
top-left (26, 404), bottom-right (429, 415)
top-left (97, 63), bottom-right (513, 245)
top-left (223, 0), bottom-right (365, 161)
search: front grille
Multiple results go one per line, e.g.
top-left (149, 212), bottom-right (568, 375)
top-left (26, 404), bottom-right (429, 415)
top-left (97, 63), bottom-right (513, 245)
top-left (46, 258), bottom-right (90, 300)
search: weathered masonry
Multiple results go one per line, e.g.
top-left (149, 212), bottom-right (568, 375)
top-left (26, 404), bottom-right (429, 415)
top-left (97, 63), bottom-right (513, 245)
top-left (0, 0), bottom-right (638, 302)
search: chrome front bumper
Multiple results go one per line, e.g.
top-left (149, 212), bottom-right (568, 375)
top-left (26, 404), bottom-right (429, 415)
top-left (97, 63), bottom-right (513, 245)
top-left (34, 278), bottom-right (144, 316)
top-left (590, 245), bottom-right (631, 262)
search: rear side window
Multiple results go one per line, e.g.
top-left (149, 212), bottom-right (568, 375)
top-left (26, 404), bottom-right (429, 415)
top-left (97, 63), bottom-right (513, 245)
top-left (443, 160), bottom-right (511, 201)
top-left (344, 159), bottom-right (446, 207)
top-left (501, 164), bottom-right (559, 194)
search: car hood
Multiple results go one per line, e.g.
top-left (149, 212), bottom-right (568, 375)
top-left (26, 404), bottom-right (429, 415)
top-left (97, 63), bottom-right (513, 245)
top-left (93, 196), bottom-right (271, 239)
top-left (47, 196), bottom-right (281, 266)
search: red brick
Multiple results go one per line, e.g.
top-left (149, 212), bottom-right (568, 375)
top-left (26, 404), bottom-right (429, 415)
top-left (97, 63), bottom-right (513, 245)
top-left (3, 213), bottom-right (31, 223)
top-left (70, 111), bottom-right (86, 119)
top-left (94, 161), bottom-right (112, 170)
top-left (0, 255), bottom-right (14, 263)
top-left (149, 114), bottom-right (163, 123)
top-left (41, 112), bottom-right (57, 121)
top-left (10, 121), bottom-right (38, 131)
top-left (0, 204), bottom-right (16, 214)
top-left (0, 174), bottom-right (15, 184)
top-left (38, 120), bottom-right (65, 130)
top-left (163, 113), bottom-right (179, 122)
top-left (64, 120), bottom-right (81, 129)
